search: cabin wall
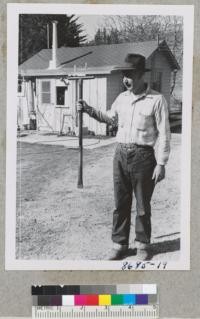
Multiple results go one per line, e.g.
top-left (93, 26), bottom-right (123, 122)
top-left (36, 76), bottom-right (107, 135)
top-left (54, 79), bottom-right (77, 134)
top-left (83, 76), bottom-right (107, 135)
top-left (17, 81), bottom-right (29, 128)
top-left (36, 77), bottom-right (76, 133)
top-left (150, 50), bottom-right (172, 107)
top-left (144, 59), bottom-right (152, 85)
top-left (106, 72), bottom-right (124, 110)
top-left (17, 80), bottom-right (36, 129)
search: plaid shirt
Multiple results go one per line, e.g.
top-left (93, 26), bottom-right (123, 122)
top-left (86, 86), bottom-right (171, 165)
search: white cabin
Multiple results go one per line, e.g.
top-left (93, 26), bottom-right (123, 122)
top-left (18, 40), bottom-right (180, 135)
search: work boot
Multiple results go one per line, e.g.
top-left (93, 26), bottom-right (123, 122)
top-left (108, 243), bottom-right (128, 260)
top-left (134, 240), bottom-right (149, 261)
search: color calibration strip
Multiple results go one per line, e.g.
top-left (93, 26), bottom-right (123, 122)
top-left (33, 293), bottom-right (158, 306)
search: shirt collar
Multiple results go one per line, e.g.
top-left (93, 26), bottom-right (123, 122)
top-left (124, 84), bottom-right (151, 97)
top-left (124, 84), bottom-right (152, 102)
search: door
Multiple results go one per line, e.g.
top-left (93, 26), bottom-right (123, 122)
top-left (37, 79), bottom-right (55, 131)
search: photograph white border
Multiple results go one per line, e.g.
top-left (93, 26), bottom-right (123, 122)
top-left (5, 3), bottom-right (193, 270)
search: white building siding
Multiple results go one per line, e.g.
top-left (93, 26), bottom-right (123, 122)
top-left (36, 77), bottom-right (107, 135)
top-left (106, 73), bottom-right (124, 111)
top-left (150, 50), bottom-right (172, 107)
top-left (83, 76), bottom-right (107, 135)
top-left (54, 79), bottom-right (77, 134)
top-left (17, 80), bottom-right (36, 128)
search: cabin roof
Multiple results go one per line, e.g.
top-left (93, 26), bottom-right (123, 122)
top-left (19, 40), bottom-right (180, 77)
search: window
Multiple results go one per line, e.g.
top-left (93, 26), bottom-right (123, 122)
top-left (41, 81), bottom-right (51, 104)
top-left (18, 76), bottom-right (24, 94)
top-left (56, 87), bottom-right (66, 106)
top-left (152, 71), bottom-right (162, 92)
top-left (18, 77), bottom-right (22, 93)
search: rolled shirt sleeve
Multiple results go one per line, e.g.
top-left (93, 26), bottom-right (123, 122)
top-left (154, 95), bottom-right (171, 165)
top-left (85, 97), bottom-right (118, 126)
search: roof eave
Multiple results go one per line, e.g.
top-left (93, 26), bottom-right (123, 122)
top-left (18, 66), bottom-right (118, 77)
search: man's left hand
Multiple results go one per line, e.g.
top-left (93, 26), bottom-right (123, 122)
top-left (152, 164), bottom-right (165, 184)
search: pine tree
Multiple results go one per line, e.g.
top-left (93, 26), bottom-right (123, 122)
top-left (19, 14), bottom-right (86, 64)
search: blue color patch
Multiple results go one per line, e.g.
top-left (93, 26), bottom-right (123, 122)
top-left (123, 294), bottom-right (136, 305)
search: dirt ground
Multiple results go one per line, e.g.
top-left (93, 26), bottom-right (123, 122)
top-left (16, 134), bottom-right (181, 261)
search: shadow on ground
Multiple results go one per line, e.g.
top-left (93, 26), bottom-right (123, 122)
top-left (146, 238), bottom-right (180, 260)
top-left (126, 238), bottom-right (180, 260)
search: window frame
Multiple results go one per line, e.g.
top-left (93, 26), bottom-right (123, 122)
top-left (40, 80), bottom-right (51, 105)
top-left (151, 69), bottom-right (163, 92)
top-left (17, 76), bottom-right (25, 96)
top-left (56, 86), bottom-right (67, 106)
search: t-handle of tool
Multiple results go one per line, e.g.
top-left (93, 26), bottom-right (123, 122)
top-left (77, 78), bottom-right (83, 188)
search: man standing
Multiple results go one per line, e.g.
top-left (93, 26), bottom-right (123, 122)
top-left (77, 54), bottom-right (171, 260)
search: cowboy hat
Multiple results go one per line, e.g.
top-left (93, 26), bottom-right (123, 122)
top-left (114, 54), bottom-right (151, 72)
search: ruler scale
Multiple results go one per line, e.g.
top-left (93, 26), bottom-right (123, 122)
top-left (32, 305), bottom-right (159, 319)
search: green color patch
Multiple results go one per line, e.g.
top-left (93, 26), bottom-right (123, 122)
top-left (111, 294), bottom-right (124, 305)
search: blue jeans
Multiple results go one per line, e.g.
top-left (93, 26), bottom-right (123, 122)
top-left (112, 143), bottom-right (157, 245)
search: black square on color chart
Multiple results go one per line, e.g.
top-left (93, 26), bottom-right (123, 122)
top-left (32, 286), bottom-right (43, 295)
top-left (44, 286), bottom-right (60, 295)
top-left (61, 286), bottom-right (80, 295)
top-left (32, 285), bottom-right (81, 295)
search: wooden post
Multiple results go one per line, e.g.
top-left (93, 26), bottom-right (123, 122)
top-left (47, 23), bottom-right (50, 49)
top-left (67, 74), bottom-right (94, 188)
top-left (77, 78), bottom-right (83, 188)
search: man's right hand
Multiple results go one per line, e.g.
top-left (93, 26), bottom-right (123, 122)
top-left (76, 100), bottom-right (88, 112)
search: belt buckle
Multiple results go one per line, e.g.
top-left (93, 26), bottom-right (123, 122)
top-left (128, 143), bottom-right (134, 150)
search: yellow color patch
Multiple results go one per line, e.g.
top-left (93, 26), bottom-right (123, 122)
top-left (99, 294), bottom-right (111, 305)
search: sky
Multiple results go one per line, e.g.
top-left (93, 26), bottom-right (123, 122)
top-left (76, 15), bottom-right (107, 41)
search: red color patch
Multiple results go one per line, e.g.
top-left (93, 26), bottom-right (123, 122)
top-left (86, 295), bottom-right (99, 305)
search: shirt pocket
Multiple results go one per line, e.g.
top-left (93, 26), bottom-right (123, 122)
top-left (135, 112), bottom-right (154, 131)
